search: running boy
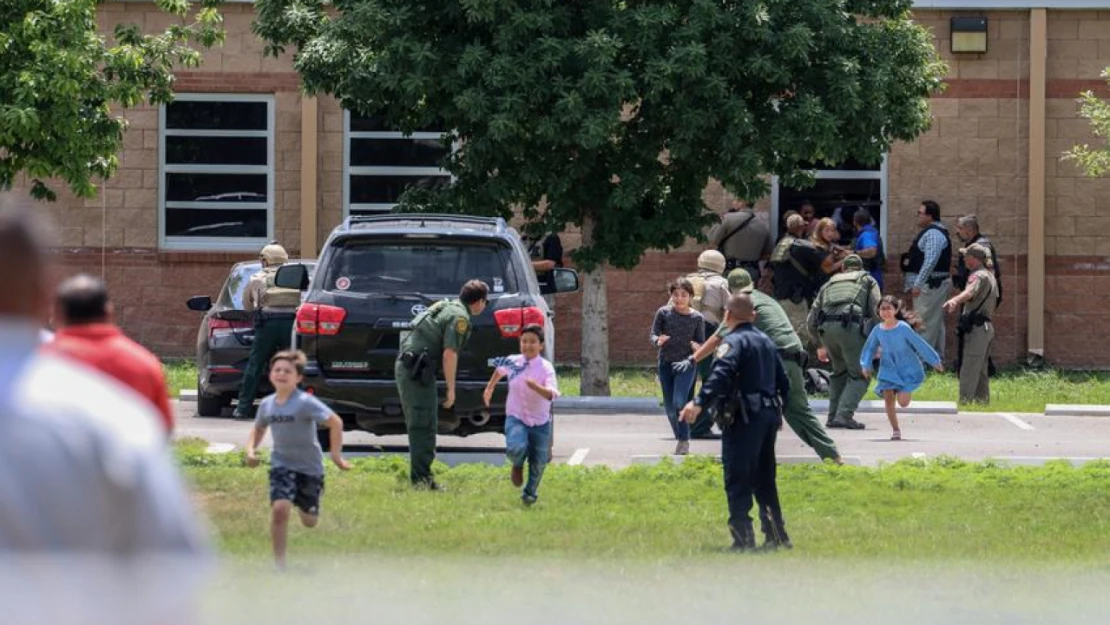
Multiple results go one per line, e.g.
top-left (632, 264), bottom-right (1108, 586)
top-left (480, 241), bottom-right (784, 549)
top-left (245, 349), bottom-right (352, 570)
top-left (860, 296), bottom-right (943, 440)
top-left (483, 324), bottom-right (559, 505)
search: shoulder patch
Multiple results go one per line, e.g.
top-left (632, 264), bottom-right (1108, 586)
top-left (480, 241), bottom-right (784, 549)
top-left (455, 316), bottom-right (469, 335)
top-left (715, 342), bottom-right (731, 359)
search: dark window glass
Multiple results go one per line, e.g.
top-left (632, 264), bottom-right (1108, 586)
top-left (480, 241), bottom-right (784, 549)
top-left (165, 136), bottom-right (268, 166)
top-left (349, 138), bottom-right (449, 168)
top-left (326, 241), bottom-right (517, 296)
top-left (348, 112), bottom-right (444, 133)
top-left (165, 101), bottom-right (268, 131)
top-left (164, 208), bottom-right (268, 238)
top-left (165, 173), bottom-right (267, 203)
top-left (348, 175), bottom-right (451, 204)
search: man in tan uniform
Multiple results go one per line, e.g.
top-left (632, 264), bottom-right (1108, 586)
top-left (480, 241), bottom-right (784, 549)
top-left (943, 244), bottom-right (998, 404)
top-left (709, 198), bottom-right (773, 284)
top-left (683, 250), bottom-right (731, 439)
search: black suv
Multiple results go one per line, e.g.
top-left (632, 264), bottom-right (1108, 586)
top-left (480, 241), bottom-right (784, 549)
top-left (275, 214), bottom-right (579, 439)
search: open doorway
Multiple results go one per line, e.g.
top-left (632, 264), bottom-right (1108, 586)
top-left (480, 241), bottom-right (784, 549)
top-left (770, 156), bottom-right (888, 250)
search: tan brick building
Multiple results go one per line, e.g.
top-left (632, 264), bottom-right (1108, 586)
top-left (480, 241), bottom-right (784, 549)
top-left (4, 1), bottom-right (1110, 367)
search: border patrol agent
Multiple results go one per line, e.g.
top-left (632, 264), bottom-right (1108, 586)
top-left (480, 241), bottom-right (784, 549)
top-left (771, 214), bottom-right (823, 354)
top-left (807, 254), bottom-right (882, 430)
top-left (234, 242), bottom-right (298, 420)
top-left (395, 280), bottom-right (489, 489)
top-left (684, 249), bottom-right (731, 439)
top-left (944, 244), bottom-right (999, 404)
top-left (680, 294), bottom-right (792, 551)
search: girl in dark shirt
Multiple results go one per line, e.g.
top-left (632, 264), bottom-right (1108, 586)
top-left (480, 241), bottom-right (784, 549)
top-left (650, 278), bottom-right (706, 455)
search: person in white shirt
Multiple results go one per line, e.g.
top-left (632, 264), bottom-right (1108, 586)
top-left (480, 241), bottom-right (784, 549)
top-left (0, 206), bottom-right (211, 625)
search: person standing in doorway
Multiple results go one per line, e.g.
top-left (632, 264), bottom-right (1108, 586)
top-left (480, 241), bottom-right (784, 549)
top-left (234, 242), bottom-right (300, 420)
top-left (395, 280), bottom-right (490, 489)
top-left (530, 232), bottom-right (564, 309)
top-left (770, 214), bottom-right (823, 354)
top-left (900, 200), bottom-right (953, 361)
top-left (852, 210), bottom-right (884, 291)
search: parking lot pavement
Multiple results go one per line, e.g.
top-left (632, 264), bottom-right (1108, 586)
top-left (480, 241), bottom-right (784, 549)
top-left (173, 401), bottom-right (1110, 469)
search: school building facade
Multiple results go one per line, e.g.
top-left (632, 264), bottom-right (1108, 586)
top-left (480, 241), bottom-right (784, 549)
top-left (4, 0), bottom-right (1110, 367)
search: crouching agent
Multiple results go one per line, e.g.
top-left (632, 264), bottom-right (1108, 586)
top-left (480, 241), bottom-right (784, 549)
top-left (680, 294), bottom-right (792, 552)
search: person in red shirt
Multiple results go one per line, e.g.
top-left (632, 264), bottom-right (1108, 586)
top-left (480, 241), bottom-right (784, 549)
top-left (46, 274), bottom-right (174, 435)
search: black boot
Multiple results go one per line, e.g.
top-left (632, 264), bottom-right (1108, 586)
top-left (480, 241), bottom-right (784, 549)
top-left (758, 511), bottom-right (793, 551)
top-left (728, 522), bottom-right (757, 552)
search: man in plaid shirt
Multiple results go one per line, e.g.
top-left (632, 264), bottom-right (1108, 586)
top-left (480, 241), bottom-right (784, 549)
top-left (901, 200), bottom-right (953, 360)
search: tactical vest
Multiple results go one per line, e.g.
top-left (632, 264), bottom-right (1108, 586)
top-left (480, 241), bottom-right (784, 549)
top-left (903, 223), bottom-right (952, 275)
top-left (819, 270), bottom-right (873, 316)
top-left (770, 235), bottom-right (796, 265)
top-left (259, 267), bottom-right (302, 310)
top-left (685, 272), bottom-right (709, 313)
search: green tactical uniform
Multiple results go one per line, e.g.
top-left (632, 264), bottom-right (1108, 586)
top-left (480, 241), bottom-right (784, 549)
top-left (806, 256), bottom-right (881, 429)
top-left (395, 298), bottom-right (474, 486)
top-left (234, 244), bottom-right (298, 419)
top-left (957, 255), bottom-right (998, 404)
top-left (725, 269), bottom-right (840, 461)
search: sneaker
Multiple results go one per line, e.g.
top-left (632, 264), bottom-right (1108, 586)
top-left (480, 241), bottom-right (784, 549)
top-left (522, 494), bottom-right (538, 506)
top-left (675, 440), bottom-right (690, 455)
top-left (510, 465), bottom-right (524, 487)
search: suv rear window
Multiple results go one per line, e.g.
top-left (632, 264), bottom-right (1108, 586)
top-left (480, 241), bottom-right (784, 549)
top-left (324, 240), bottom-right (519, 296)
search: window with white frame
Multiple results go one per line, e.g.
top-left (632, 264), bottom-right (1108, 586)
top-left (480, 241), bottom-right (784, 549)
top-left (770, 155), bottom-right (888, 247)
top-left (159, 94), bottom-right (274, 249)
top-left (343, 111), bottom-right (453, 215)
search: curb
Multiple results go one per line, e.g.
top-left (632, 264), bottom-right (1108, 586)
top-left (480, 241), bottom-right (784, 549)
top-left (630, 454), bottom-right (863, 466)
top-left (1044, 404), bottom-right (1110, 417)
top-left (176, 389), bottom-right (957, 415)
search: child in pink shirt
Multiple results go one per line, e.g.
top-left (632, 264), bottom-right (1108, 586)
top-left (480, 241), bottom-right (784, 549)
top-left (483, 324), bottom-right (559, 505)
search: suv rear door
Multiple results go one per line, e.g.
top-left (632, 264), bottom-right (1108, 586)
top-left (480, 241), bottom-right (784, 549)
top-left (301, 235), bottom-right (530, 380)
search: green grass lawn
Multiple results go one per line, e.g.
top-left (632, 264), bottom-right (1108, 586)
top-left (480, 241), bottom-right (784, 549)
top-left (177, 440), bottom-right (1110, 563)
top-left (164, 361), bottom-right (1110, 413)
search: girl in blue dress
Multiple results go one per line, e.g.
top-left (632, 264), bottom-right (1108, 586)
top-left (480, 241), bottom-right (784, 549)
top-left (860, 296), bottom-right (944, 440)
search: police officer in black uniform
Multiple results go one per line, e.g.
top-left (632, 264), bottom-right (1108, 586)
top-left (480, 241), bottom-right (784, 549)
top-left (680, 294), bottom-right (792, 551)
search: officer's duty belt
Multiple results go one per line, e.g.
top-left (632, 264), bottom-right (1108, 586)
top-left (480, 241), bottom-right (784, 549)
top-left (778, 349), bottom-right (806, 366)
top-left (821, 313), bottom-right (863, 324)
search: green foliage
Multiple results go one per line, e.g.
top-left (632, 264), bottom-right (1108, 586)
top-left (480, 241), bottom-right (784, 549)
top-left (1064, 73), bottom-right (1110, 176)
top-left (187, 453), bottom-right (1110, 561)
top-left (253, 0), bottom-right (945, 271)
top-left (0, 0), bottom-right (224, 200)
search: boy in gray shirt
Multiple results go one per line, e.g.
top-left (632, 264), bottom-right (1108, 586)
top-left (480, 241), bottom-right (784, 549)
top-left (246, 350), bottom-right (351, 571)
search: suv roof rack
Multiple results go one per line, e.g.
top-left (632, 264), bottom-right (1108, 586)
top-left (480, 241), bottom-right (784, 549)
top-left (342, 213), bottom-right (508, 235)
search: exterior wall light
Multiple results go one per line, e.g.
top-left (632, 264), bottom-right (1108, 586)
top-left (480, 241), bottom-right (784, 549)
top-left (951, 16), bottom-right (988, 54)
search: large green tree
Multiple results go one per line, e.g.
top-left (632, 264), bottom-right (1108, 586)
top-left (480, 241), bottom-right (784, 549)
top-left (0, 0), bottom-right (223, 200)
top-left (255, 0), bottom-right (944, 395)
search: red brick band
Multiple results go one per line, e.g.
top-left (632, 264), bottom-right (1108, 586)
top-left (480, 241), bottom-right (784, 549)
top-left (938, 78), bottom-right (1110, 99)
top-left (174, 72), bottom-right (302, 93)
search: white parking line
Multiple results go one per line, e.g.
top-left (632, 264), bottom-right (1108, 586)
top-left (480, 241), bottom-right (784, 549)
top-left (567, 448), bottom-right (590, 466)
top-left (998, 412), bottom-right (1035, 431)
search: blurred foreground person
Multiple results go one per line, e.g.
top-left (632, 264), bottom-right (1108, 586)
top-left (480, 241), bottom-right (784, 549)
top-left (0, 206), bottom-right (210, 625)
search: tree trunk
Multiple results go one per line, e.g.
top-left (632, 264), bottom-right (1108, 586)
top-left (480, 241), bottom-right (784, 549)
top-left (579, 214), bottom-right (611, 396)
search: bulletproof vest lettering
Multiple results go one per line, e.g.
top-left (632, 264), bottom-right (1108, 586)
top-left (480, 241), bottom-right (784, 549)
top-left (260, 268), bottom-right (301, 310)
top-left (770, 235), bottom-right (796, 264)
top-left (820, 271), bottom-right (870, 314)
top-left (685, 272), bottom-right (708, 313)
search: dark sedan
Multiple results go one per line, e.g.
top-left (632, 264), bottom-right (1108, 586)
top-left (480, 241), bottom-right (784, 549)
top-left (186, 260), bottom-right (316, 417)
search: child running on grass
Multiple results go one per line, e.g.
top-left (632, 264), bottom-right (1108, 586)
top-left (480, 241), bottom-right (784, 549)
top-left (860, 296), bottom-right (943, 441)
top-left (483, 324), bottom-right (559, 506)
top-left (245, 349), bottom-right (351, 571)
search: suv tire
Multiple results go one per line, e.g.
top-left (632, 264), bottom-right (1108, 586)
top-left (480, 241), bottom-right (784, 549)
top-left (196, 377), bottom-right (227, 417)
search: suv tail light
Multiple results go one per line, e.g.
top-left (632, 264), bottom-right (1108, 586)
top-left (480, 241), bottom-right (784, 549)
top-left (493, 307), bottom-right (545, 338)
top-left (209, 318), bottom-right (251, 340)
top-left (296, 304), bottom-right (347, 336)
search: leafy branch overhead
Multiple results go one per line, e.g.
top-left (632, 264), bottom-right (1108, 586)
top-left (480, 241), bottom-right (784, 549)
top-left (0, 0), bottom-right (224, 201)
top-left (255, 0), bottom-right (945, 271)
top-left (1065, 74), bottom-right (1110, 177)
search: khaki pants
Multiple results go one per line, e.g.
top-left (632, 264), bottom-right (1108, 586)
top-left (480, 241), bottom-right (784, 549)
top-left (914, 279), bottom-right (951, 361)
top-left (959, 323), bottom-right (994, 404)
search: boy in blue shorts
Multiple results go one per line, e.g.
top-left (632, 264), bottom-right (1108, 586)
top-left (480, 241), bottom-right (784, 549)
top-left (245, 349), bottom-right (351, 571)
